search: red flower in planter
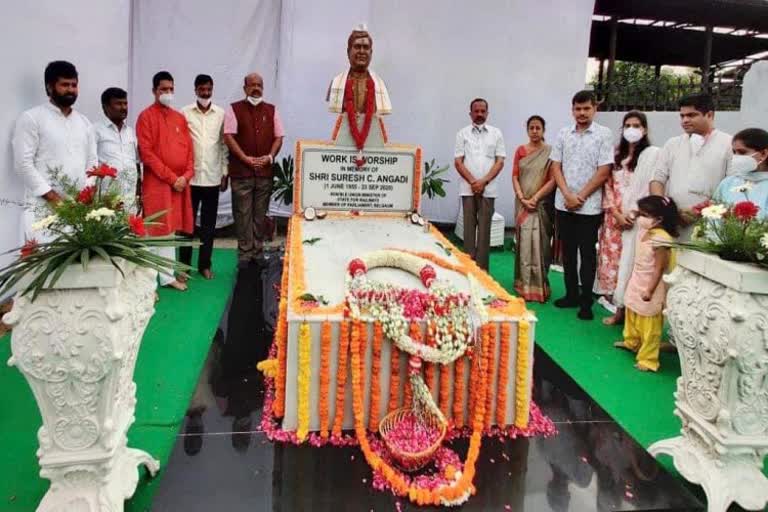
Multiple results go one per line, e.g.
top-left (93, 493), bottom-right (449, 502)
top-left (128, 215), bottom-right (146, 236)
top-left (76, 185), bottom-right (96, 204)
top-left (20, 239), bottom-right (38, 259)
top-left (87, 164), bottom-right (118, 179)
top-left (732, 201), bottom-right (760, 222)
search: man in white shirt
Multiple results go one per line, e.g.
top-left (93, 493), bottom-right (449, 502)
top-left (551, 90), bottom-right (614, 320)
top-left (454, 98), bottom-right (506, 270)
top-left (94, 87), bottom-right (140, 213)
top-left (650, 93), bottom-right (733, 240)
top-left (180, 74), bottom-right (228, 279)
top-left (12, 60), bottom-right (97, 242)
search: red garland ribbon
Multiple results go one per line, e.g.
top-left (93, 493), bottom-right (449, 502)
top-left (343, 75), bottom-right (376, 167)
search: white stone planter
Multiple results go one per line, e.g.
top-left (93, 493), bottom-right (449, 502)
top-left (649, 250), bottom-right (768, 512)
top-left (4, 258), bottom-right (160, 512)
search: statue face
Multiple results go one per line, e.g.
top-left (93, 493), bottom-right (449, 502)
top-left (348, 36), bottom-right (372, 72)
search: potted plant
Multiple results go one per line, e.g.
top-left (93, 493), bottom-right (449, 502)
top-left (649, 192), bottom-right (768, 512)
top-left (0, 165), bottom-right (190, 512)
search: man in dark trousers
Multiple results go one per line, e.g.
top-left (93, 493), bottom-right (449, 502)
top-left (223, 72), bottom-right (285, 267)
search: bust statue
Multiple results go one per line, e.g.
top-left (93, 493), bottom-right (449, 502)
top-left (327, 25), bottom-right (392, 115)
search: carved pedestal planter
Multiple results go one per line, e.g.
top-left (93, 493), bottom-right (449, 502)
top-left (4, 259), bottom-right (160, 512)
top-left (649, 250), bottom-right (768, 512)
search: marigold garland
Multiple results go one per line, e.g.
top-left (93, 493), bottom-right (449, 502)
top-left (350, 318), bottom-right (490, 506)
top-left (273, 220), bottom-right (292, 418)
top-left (515, 319), bottom-right (531, 428)
top-left (403, 322), bottom-right (421, 407)
top-left (453, 357), bottom-right (466, 427)
top-left (319, 321), bottom-right (332, 438)
top-left (357, 320), bottom-right (368, 419)
top-left (484, 324), bottom-right (497, 430)
top-left (388, 342), bottom-right (400, 412)
top-left (496, 322), bottom-right (512, 426)
top-left (332, 320), bottom-right (351, 437)
top-left (296, 321), bottom-right (312, 442)
top-left (427, 225), bottom-right (526, 318)
top-left (368, 322), bottom-right (384, 431)
top-left (438, 361), bottom-right (452, 421)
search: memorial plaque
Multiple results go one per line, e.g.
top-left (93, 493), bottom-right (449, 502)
top-left (295, 139), bottom-right (421, 213)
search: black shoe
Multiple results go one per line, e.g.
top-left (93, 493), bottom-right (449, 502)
top-left (554, 296), bottom-right (579, 308)
top-left (577, 307), bottom-right (594, 321)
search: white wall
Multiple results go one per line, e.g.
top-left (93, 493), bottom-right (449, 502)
top-left (277, 0), bottom-right (596, 224)
top-left (0, 1), bottom-right (130, 271)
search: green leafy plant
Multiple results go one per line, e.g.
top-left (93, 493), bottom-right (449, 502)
top-left (272, 155), bottom-right (294, 206)
top-left (421, 159), bottom-right (449, 199)
top-left (303, 237), bottom-right (322, 245)
top-left (298, 292), bottom-right (329, 305)
top-left (0, 164), bottom-right (193, 299)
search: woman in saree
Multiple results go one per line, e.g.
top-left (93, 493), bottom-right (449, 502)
top-left (513, 115), bottom-right (556, 302)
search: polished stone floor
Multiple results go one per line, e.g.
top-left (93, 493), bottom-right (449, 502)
top-left (151, 253), bottom-right (704, 511)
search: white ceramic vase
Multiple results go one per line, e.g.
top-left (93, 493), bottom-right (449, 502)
top-left (649, 250), bottom-right (768, 512)
top-left (4, 258), bottom-right (160, 512)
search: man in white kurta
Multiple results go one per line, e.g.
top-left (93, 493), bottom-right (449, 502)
top-left (12, 60), bottom-right (97, 242)
top-left (94, 87), bottom-right (140, 213)
top-left (651, 93), bottom-right (733, 240)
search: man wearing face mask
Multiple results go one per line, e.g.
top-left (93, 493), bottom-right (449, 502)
top-left (94, 87), bottom-right (140, 213)
top-left (650, 94), bottom-right (733, 240)
top-left (180, 74), bottom-right (228, 279)
top-left (714, 128), bottom-right (768, 217)
top-left (137, 70), bottom-right (195, 291)
top-left (454, 98), bottom-right (506, 271)
top-left (223, 72), bottom-right (285, 267)
top-left (12, 60), bottom-right (98, 242)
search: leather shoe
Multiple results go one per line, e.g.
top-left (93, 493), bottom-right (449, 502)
top-left (577, 307), bottom-right (594, 321)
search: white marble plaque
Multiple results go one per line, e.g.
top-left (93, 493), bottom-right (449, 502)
top-left (299, 145), bottom-right (417, 212)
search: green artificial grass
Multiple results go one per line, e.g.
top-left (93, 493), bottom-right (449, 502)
top-left (487, 246), bottom-right (683, 449)
top-left (0, 249), bottom-right (236, 512)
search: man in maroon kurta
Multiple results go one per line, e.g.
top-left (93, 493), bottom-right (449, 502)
top-left (223, 72), bottom-right (284, 267)
top-left (137, 70), bottom-right (194, 290)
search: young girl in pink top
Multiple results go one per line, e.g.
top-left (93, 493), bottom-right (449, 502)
top-left (614, 195), bottom-right (680, 372)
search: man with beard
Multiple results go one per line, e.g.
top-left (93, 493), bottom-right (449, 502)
top-left (550, 90), bottom-right (614, 321)
top-left (223, 72), bottom-right (284, 268)
top-left (94, 87), bottom-right (140, 213)
top-left (12, 60), bottom-right (97, 241)
top-left (454, 98), bottom-right (506, 271)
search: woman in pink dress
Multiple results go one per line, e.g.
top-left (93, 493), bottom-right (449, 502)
top-left (596, 111), bottom-right (659, 325)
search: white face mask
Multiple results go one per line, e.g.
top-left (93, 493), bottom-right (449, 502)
top-left (623, 127), bottom-right (644, 144)
top-left (197, 97), bottom-right (211, 108)
top-left (731, 153), bottom-right (759, 174)
top-left (246, 95), bottom-right (263, 106)
top-left (158, 93), bottom-right (174, 107)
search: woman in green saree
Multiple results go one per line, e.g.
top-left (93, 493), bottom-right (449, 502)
top-left (512, 116), bottom-right (556, 302)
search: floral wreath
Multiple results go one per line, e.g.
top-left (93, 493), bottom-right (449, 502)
top-left (346, 250), bottom-right (487, 423)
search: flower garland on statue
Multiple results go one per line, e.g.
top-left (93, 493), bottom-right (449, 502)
top-left (343, 76), bottom-right (376, 167)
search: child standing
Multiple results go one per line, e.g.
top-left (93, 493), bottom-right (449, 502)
top-left (614, 195), bottom-right (679, 372)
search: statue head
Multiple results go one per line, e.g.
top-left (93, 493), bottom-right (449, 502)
top-left (347, 27), bottom-right (372, 73)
